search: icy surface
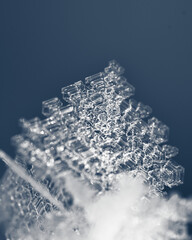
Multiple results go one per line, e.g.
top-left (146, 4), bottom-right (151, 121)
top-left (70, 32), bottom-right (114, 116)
top-left (0, 60), bottom-right (189, 240)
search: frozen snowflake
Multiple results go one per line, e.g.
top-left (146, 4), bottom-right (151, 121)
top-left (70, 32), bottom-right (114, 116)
top-left (0, 60), bottom-right (190, 240)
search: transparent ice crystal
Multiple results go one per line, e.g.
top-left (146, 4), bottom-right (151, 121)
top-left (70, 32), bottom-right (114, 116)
top-left (0, 60), bottom-right (185, 239)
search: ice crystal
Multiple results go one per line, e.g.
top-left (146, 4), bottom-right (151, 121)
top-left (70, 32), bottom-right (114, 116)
top-left (0, 60), bottom-right (187, 239)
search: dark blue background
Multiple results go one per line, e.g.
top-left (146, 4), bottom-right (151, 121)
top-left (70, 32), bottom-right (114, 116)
top-left (0, 0), bottom-right (192, 238)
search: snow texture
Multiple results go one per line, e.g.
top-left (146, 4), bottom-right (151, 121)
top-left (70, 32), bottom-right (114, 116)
top-left (0, 60), bottom-right (191, 239)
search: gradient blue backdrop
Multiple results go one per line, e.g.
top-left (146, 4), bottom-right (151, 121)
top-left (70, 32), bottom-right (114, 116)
top-left (0, 0), bottom-right (192, 238)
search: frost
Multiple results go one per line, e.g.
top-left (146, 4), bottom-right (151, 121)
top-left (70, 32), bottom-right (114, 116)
top-left (0, 60), bottom-right (191, 239)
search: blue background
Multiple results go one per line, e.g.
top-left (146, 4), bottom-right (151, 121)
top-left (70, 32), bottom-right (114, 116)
top-left (0, 0), bottom-right (192, 238)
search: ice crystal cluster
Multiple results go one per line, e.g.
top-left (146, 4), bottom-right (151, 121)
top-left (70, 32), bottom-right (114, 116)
top-left (0, 60), bottom-right (189, 240)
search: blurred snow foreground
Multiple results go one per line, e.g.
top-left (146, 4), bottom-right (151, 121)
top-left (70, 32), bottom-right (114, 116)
top-left (0, 60), bottom-right (192, 239)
